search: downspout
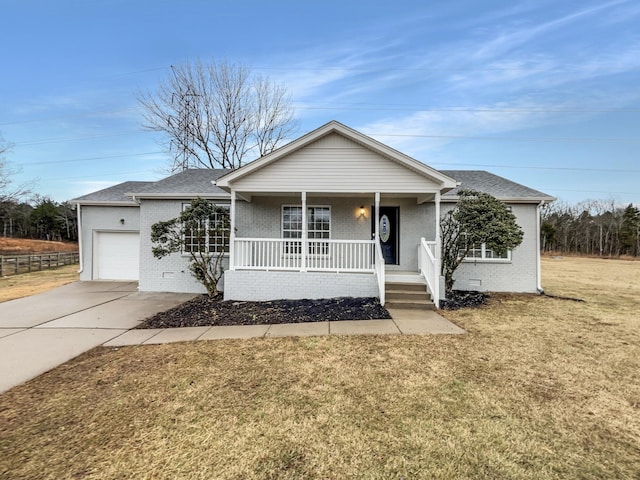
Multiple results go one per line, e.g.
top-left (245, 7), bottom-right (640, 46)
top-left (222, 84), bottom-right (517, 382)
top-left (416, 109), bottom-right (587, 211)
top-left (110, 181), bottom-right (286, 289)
top-left (536, 200), bottom-right (545, 293)
top-left (76, 203), bottom-right (83, 274)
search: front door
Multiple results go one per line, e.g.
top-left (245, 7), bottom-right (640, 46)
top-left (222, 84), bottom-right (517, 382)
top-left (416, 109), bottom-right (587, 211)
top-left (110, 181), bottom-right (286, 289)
top-left (372, 206), bottom-right (399, 265)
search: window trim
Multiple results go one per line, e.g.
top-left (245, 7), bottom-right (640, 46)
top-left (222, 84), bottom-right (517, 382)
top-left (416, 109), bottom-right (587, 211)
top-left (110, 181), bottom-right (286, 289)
top-left (281, 205), bottom-right (332, 240)
top-left (281, 205), bottom-right (331, 256)
top-left (464, 243), bottom-right (512, 263)
top-left (462, 205), bottom-right (514, 263)
top-left (181, 202), bottom-right (231, 256)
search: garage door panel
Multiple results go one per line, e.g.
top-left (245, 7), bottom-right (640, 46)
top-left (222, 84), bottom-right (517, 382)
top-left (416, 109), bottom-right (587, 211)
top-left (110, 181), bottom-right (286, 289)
top-left (95, 232), bottom-right (140, 280)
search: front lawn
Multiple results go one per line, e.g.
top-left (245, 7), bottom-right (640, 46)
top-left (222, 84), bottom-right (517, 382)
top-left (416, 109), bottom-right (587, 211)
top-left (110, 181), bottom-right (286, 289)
top-left (0, 264), bottom-right (79, 303)
top-left (0, 256), bottom-right (638, 479)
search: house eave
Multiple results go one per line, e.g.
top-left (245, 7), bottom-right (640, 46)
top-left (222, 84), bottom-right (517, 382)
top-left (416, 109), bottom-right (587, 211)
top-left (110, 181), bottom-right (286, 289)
top-left (441, 195), bottom-right (556, 204)
top-left (126, 192), bottom-right (231, 200)
top-left (71, 200), bottom-right (140, 207)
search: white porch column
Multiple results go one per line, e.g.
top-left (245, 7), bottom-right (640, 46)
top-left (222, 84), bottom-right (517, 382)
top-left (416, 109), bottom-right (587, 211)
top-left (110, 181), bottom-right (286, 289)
top-left (434, 191), bottom-right (441, 262)
top-left (229, 189), bottom-right (236, 271)
top-left (434, 191), bottom-right (442, 305)
top-left (301, 191), bottom-right (307, 272)
top-left (374, 192), bottom-right (380, 240)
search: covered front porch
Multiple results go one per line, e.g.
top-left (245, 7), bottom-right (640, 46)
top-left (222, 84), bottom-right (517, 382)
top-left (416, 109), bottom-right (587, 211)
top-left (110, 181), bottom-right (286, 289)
top-left (224, 190), bottom-right (443, 307)
top-left (212, 121), bottom-right (458, 307)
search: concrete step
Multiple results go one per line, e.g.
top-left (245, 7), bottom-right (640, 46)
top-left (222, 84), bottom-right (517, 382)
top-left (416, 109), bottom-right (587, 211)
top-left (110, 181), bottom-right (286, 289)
top-left (385, 298), bottom-right (436, 311)
top-left (384, 277), bottom-right (435, 310)
top-left (386, 290), bottom-right (429, 301)
top-left (385, 272), bottom-right (425, 284)
top-left (385, 282), bottom-right (426, 293)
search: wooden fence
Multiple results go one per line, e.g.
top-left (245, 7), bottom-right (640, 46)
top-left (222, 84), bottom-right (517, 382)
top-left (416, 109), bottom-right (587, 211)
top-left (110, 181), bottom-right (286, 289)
top-left (0, 252), bottom-right (79, 277)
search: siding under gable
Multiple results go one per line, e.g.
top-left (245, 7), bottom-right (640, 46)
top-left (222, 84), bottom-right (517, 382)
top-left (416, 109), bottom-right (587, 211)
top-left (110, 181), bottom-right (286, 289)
top-left (231, 132), bottom-right (441, 193)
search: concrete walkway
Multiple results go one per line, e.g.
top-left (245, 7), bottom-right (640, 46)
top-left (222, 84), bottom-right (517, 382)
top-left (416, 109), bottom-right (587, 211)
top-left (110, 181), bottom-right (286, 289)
top-left (104, 307), bottom-right (464, 346)
top-left (0, 282), bottom-right (464, 394)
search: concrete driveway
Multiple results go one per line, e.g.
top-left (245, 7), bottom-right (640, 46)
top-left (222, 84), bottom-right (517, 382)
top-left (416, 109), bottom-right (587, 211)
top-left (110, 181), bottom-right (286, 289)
top-left (0, 282), bottom-right (196, 393)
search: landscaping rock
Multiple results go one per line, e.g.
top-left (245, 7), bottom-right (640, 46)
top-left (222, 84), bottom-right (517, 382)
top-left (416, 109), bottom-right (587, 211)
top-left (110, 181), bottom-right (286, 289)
top-left (137, 296), bottom-right (391, 329)
top-left (440, 290), bottom-right (489, 310)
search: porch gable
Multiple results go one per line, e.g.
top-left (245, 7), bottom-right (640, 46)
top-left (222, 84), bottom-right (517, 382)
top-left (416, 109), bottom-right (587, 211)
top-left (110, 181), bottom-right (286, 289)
top-left (230, 132), bottom-right (446, 194)
top-left (215, 121), bottom-right (457, 196)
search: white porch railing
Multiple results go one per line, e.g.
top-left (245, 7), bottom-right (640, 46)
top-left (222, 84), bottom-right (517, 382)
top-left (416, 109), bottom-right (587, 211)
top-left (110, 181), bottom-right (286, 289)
top-left (374, 237), bottom-right (385, 306)
top-left (233, 238), bottom-right (375, 273)
top-left (419, 238), bottom-right (440, 308)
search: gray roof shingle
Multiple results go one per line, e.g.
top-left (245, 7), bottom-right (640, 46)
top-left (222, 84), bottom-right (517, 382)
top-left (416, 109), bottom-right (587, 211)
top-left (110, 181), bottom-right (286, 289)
top-left (130, 168), bottom-right (230, 197)
top-left (72, 181), bottom-right (154, 203)
top-left (439, 170), bottom-right (555, 202)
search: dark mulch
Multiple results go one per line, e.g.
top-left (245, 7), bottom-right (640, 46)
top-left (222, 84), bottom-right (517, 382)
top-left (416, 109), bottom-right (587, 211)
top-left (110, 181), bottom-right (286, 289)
top-left (440, 290), bottom-right (490, 310)
top-left (137, 295), bottom-right (391, 329)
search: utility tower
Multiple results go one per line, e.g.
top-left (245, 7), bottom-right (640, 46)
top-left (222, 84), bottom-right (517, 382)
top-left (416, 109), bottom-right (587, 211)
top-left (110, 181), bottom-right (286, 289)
top-left (168, 81), bottom-right (199, 172)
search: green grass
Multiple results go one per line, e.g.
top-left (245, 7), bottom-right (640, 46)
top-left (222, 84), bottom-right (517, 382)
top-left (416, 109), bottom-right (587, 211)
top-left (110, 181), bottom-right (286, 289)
top-left (0, 256), bottom-right (638, 479)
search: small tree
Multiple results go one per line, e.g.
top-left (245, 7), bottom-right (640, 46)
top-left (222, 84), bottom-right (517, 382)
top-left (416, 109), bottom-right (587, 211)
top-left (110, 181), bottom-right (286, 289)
top-left (441, 190), bottom-right (524, 294)
top-left (151, 198), bottom-right (230, 296)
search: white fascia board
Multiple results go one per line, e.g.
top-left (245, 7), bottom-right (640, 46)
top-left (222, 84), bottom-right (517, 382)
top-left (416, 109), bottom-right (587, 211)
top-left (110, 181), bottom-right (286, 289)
top-left (441, 195), bottom-right (556, 203)
top-left (71, 200), bottom-right (139, 206)
top-left (128, 192), bottom-right (231, 200)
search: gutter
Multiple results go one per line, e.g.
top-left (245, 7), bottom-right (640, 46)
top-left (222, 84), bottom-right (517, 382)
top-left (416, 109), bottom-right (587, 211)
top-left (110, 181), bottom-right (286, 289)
top-left (124, 192), bottom-right (230, 200)
top-left (76, 204), bottom-right (83, 274)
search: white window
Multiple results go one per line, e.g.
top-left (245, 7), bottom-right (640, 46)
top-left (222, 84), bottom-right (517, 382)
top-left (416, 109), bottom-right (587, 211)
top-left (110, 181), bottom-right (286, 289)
top-left (182, 203), bottom-right (230, 254)
top-left (464, 206), bottom-right (513, 261)
top-left (282, 206), bottom-right (331, 254)
top-left (467, 244), bottom-right (511, 261)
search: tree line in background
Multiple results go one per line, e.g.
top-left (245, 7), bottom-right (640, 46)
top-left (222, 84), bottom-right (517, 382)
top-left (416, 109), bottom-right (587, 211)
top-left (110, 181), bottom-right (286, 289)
top-left (541, 200), bottom-right (640, 257)
top-left (0, 196), bottom-right (78, 242)
top-left (1, 194), bottom-right (640, 258)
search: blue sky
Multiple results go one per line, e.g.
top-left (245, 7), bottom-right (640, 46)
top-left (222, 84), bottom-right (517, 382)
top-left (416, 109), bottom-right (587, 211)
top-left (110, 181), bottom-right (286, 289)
top-left (1, 0), bottom-right (638, 205)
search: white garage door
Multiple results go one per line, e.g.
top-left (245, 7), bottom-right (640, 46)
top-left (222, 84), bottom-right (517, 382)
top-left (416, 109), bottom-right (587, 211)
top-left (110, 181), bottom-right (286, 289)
top-left (95, 231), bottom-right (140, 280)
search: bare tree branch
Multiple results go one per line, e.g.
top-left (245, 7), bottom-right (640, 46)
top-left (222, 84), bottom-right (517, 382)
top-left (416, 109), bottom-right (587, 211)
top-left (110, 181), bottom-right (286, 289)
top-left (0, 135), bottom-right (31, 203)
top-left (138, 59), bottom-right (297, 172)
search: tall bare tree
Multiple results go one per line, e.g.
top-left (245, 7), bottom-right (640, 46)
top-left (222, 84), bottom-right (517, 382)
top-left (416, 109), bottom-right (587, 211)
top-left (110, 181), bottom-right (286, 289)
top-left (138, 59), bottom-right (297, 171)
top-left (0, 134), bottom-right (30, 203)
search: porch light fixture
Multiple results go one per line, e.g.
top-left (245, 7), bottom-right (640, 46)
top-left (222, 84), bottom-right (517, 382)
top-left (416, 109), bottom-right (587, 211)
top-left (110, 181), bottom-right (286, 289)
top-left (359, 206), bottom-right (365, 218)
top-left (120, 218), bottom-right (125, 225)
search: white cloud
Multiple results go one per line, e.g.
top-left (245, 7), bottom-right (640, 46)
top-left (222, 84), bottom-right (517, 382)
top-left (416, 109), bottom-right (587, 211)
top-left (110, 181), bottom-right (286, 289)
top-left (354, 94), bottom-right (624, 159)
top-left (471, 0), bottom-right (632, 61)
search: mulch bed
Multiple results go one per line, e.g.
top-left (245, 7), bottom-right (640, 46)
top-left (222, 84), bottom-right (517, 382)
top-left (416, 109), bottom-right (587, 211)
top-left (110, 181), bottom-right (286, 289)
top-left (440, 290), bottom-right (490, 310)
top-left (137, 296), bottom-right (391, 329)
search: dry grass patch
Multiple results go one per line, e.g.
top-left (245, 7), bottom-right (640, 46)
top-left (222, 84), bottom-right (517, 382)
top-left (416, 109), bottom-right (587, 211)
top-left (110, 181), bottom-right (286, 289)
top-left (0, 264), bottom-right (79, 302)
top-left (0, 257), bottom-right (639, 479)
top-left (0, 238), bottom-right (78, 255)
